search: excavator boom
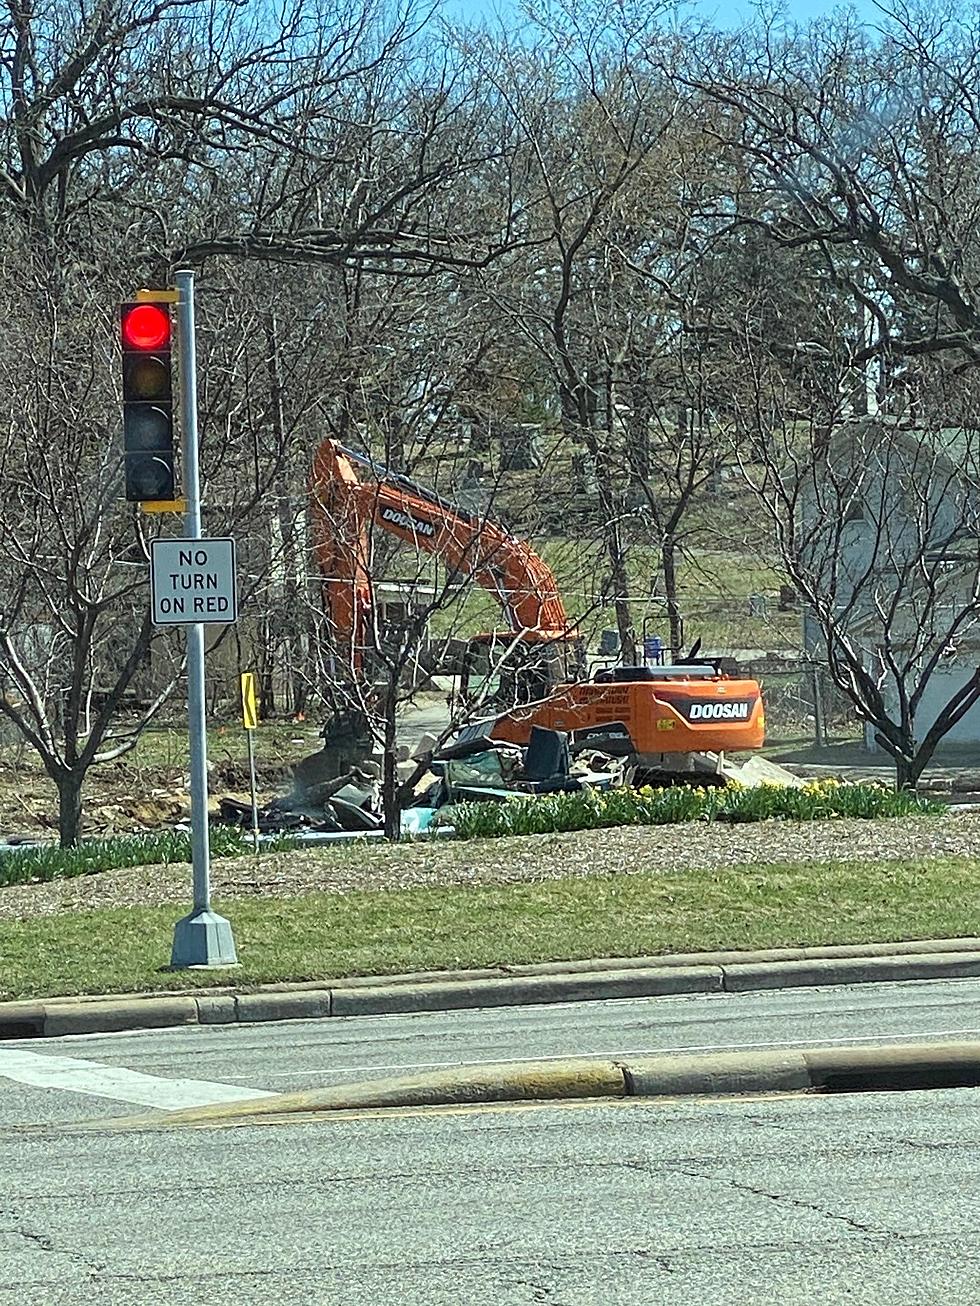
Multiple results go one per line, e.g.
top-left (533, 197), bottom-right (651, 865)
top-left (310, 439), bottom-right (575, 659)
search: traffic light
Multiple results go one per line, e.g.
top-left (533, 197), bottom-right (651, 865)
top-left (120, 300), bottom-right (175, 502)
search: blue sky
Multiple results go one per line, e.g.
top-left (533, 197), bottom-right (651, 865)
top-left (442, 0), bottom-right (888, 31)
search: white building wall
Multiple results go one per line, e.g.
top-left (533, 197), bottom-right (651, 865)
top-left (907, 663), bottom-right (980, 747)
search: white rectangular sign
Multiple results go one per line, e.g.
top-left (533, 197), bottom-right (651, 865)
top-left (151, 538), bottom-right (237, 625)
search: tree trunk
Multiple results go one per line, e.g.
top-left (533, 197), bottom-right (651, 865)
top-left (882, 720), bottom-right (925, 792)
top-left (382, 749), bottom-right (400, 841)
top-left (627, 374), bottom-right (652, 482)
top-left (662, 537), bottom-right (683, 659)
top-left (603, 506), bottom-right (636, 664)
top-left (613, 590), bottom-right (636, 665)
top-left (279, 492), bottom-right (308, 717)
top-left (259, 616), bottom-right (276, 717)
top-left (382, 707), bottom-right (401, 841)
top-left (894, 754), bottom-right (921, 792)
top-left (892, 735), bottom-right (935, 791)
top-left (589, 445), bottom-right (636, 663)
top-left (55, 770), bottom-right (84, 849)
top-left (384, 413), bottom-right (407, 470)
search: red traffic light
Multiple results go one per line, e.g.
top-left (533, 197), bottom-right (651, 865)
top-left (121, 303), bottom-right (171, 351)
top-left (120, 297), bottom-right (175, 501)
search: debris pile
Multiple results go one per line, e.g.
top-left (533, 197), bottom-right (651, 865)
top-left (421, 724), bottom-right (621, 807)
top-left (219, 763), bottom-right (383, 835)
top-left (215, 722), bottom-right (623, 838)
top-left (215, 720), bottom-right (804, 839)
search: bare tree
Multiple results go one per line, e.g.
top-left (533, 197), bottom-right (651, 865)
top-left (733, 351), bottom-right (980, 789)
top-left (463, 11), bottom-right (694, 661)
top-left (459, 6), bottom-right (771, 662)
top-left (0, 276), bottom-right (178, 846)
top-left (0, 265), bottom-right (315, 844)
top-left (635, 11), bottom-right (980, 782)
top-left (660, 10), bottom-right (980, 371)
top-left (0, 0), bottom-right (535, 842)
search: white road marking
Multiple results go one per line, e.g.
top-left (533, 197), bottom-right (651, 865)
top-left (0, 1048), bottom-right (276, 1111)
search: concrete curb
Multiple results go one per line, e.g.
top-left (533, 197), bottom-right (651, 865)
top-left (99, 1040), bottom-right (980, 1130)
top-left (102, 1058), bottom-right (628, 1130)
top-left (5, 938), bottom-right (980, 1039)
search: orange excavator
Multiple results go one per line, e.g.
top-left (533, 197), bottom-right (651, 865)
top-left (309, 439), bottom-right (765, 768)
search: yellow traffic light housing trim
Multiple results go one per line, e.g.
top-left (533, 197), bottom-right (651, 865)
top-left (135, 288), bottom-right (180, 303)
top-left (141, 498), bottom-right (187, 514)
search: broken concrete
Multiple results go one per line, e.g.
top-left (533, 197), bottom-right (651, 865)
top-left (719, 755), bottom-right (806, 788)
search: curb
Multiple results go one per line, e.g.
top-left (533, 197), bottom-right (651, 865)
top-left (97, 1040), bottom-right (980, 1130)
top-left (5, 937), bottom-right (980, 1039)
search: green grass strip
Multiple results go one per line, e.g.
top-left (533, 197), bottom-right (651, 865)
top-left (440, 780), bottom-right (944, 839)
top-left (2, 854), bottom-right (978, 1001)
top-left (0, 828), bottom-right (292, 888)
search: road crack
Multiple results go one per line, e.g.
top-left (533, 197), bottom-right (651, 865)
top-left (0, 1206), bottom-right (105, 1276)
top-left (672, 1167), bottom-right (897, 1238)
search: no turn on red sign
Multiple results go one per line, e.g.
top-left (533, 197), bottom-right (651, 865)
top-left (151, 538), bottom-right (238, 625)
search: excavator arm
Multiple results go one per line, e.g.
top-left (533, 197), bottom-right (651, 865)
top-left (309, 440), bottom-right (374, 669)
top-left (310, 439), bottom-right (574, 661)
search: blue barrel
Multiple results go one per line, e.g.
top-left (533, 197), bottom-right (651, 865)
top-left (643, 635), bottom-right (663, 665)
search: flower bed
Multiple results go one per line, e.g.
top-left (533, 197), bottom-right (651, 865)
top-left (0, 828), bottom-right (292, 888)
top-left (440, 780), bottom-right (945, 841)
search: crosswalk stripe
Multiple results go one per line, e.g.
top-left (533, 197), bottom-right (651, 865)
top-left (0, 1048), bottom-right (276, 1110)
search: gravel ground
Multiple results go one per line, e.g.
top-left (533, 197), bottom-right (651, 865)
top-left (1, 811), bottom-right (979, 921)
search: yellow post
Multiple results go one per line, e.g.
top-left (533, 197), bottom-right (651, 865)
top-left (240, 672), bottom-right (260, 852)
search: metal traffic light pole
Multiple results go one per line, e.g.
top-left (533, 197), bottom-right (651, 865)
top-left (169, 268), bottom-right (238, 969)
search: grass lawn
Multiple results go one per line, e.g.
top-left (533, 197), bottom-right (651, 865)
top-left (3, 854), bottom-right (979, 1002)
top-left (424, 535), bottom-right (799, 652)
top-left (127, 719), bottom-right (320, 771)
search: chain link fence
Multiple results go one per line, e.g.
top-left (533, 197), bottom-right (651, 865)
top-left (742, 660), bottom-right (860, 746)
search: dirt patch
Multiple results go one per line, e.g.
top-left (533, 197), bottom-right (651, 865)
top-left (0, 757), bottom-right (292, 840)
top-left (0, 765), bottom-right (194, 839)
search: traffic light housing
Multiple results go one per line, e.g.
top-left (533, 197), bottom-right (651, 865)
top-left (120, 301), bottom-right (175, 502)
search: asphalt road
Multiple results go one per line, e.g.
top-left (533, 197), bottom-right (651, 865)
top-left (3, 979), bottom-right (980, 1303)
top-left (3, 1087), bottom-right (980, 1303)
top-left (4, 975), bottom-right (980, 1128)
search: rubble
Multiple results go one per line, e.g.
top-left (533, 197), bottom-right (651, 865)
top-left (290, 710), bottom-right (374, 793)
top-left (214, 722), bottom-right (804, 839)
top-left (216, 724), bottom-right (602, 835)
top-left (719, 754), bottom-right (806, 788)
top-left (217, 762), bottom-right (384, 835)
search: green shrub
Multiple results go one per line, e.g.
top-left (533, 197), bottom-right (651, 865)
top-left (438, 780), bottom-right (944, 841)
top-left (0, 827), bottom-right (294, 888)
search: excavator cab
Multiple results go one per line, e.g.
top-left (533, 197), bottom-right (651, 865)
top-left (459, 632), bottom-right (586, 711)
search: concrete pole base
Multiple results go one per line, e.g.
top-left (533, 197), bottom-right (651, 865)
top-left (170, 907), bottom-right (238, 969)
